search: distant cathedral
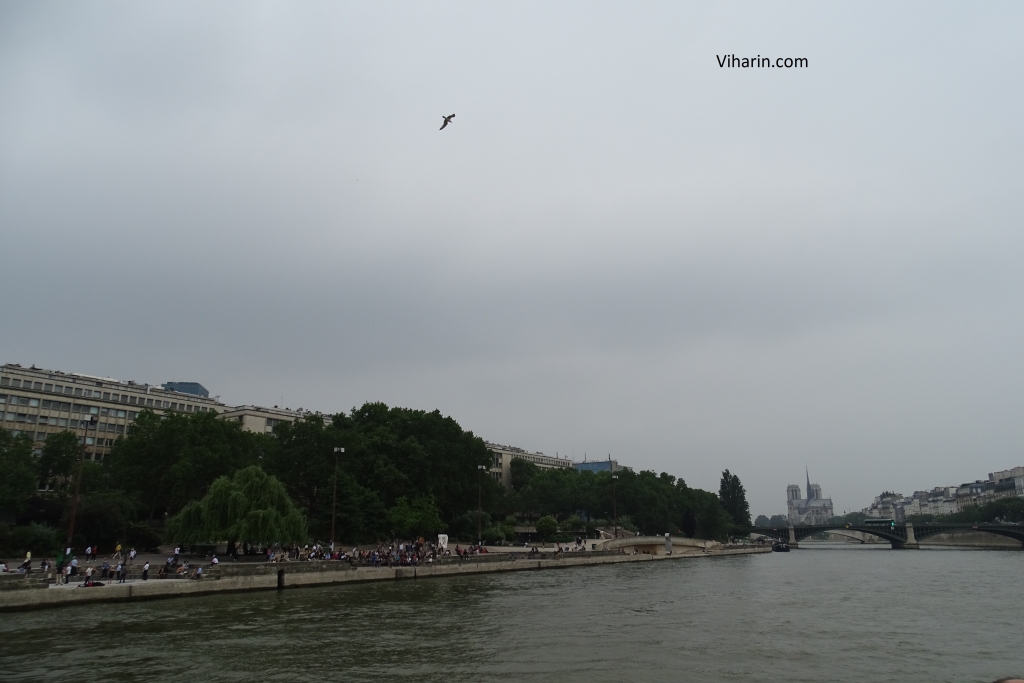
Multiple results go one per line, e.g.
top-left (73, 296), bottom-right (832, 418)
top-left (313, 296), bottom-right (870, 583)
top-left (786, 469), bottom-right (835, 525)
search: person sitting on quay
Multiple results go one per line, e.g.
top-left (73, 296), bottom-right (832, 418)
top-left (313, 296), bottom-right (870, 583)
top-left (190, 565), bottom-right (203, 580)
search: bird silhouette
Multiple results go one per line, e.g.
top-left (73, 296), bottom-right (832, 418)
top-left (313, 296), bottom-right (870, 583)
top-left (439, 114), bottom-right (455, 130)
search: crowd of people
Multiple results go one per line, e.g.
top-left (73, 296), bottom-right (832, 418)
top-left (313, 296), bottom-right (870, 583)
top-left (2, 535), bottom-right (604, 587)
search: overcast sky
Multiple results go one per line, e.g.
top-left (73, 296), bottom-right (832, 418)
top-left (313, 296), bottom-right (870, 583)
top-left (2, 2), bottom-right (1023, 516)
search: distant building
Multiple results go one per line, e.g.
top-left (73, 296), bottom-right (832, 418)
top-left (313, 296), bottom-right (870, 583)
top-left (786, 470), bottom-right (834, 525)
top-left (859, 465), bottom-right (1023, 520)
top-left (486, 441), bottom-right (574, 490)
top-left (162, 381), bottom-right (209, 398)
top-left (863, 491), bottom-right (907, 522)
top-left (574, 457), bottom-right (625, 473)
top-left (221, 405), bottom-right (309, 434)
top-left (1, 363), bottom-right (225, 461)
top-left (1, 363), bottom-right (312, 460)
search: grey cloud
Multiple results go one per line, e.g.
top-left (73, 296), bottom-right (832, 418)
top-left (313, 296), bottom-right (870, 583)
top-left (2, 1), bottom-right (1023, 515)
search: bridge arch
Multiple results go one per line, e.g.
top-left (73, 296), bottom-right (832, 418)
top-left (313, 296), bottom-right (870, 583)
top-left (754, 523), bottom-right (1024, 549)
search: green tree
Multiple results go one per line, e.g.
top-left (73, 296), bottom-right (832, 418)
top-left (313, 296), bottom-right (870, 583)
top-left (165, 466), bottom-right (307, 546)
top-left (106, 410), bottom-right (265, 521)
top-left (510, 458), bottom-right (539, 491)
top-left (65, 491), bottom-right (135, 548)
top-left (694, 491), bottom-right (732, 541)
top-left (535, 515), bottom-right (557, 541)
top-left (0, 429), bottom-right (37, 517)
top-left (37, 430), bottom-right (80, 494)
top-left (718, 469), bottom-right (751, 528)
top-left (387, 496), bottom-right (446, 538)
top-left (754, 515), bottom-right (770, 527)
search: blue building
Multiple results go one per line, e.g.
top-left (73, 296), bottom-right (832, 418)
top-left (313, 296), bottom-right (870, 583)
top-left (574, 458), bottom-right (622, 473)
top-left (162, 381), bottom-right (209, 398)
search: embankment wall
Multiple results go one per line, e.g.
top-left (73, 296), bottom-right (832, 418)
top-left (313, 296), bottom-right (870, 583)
top-left (0, 546), bottom-right (768, 612)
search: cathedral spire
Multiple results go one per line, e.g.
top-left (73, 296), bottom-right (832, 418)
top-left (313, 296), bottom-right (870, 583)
top-left (806, 466), bottom-right (812, 500)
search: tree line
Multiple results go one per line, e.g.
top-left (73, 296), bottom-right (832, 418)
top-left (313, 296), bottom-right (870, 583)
top-left (0, 403), bottom-right (752, 555)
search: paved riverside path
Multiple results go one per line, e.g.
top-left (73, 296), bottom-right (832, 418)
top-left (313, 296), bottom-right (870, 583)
top-left (0, 544), bottom-right (768, 612)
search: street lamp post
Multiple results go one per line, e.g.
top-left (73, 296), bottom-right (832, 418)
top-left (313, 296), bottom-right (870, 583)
top-left (331, 447), bottom-right (344, 548)
top-left (611, 474), bottom-right (619, 539)
top-left (66, 414), bottom-right (98, 548)
top-left (477, 464), bottom-right (487, 546)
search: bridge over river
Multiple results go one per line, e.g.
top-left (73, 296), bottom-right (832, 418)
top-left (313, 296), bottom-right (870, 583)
top-left (756, 523), bottom-right (1024, 549)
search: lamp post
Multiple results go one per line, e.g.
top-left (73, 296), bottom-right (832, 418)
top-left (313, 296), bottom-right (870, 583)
top-left (611, 474), bottom-right (619, 539)
top-left (477, 464), bottom-right (487, 546)
top-left (331, 447), bottom-right (344, 547)
top-left (66, 413), bottom-right (98, 548)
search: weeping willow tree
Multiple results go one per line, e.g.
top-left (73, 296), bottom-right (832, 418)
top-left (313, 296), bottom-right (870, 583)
top-left (166, 466), bottom-right (307, 548)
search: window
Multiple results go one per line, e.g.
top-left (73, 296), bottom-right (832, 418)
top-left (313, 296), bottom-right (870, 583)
top-left (41, 400), bottom-right (50, 409)
top-left (103, 392), bottom-right (110, 400)
top-left (89, 406), bottom-right (98, 415)
top-left (44, 383), bottom-right (52, 392)
top-left (116, 410), bottom-right (125, 418)
top-left (58, 418), bottom-right (67, 427)
top-left (16, 413), bottom-right (26, 422)
top-left (146, 398), bottom-right (153, 406)
top-left (85, 437), bottom-right (94, 445)
top-left (33, 382), bottom-right (42, 390)
top-left (171, 402), bottom-right (178, 410)
top-left (127, 411), bottom-right (138, 419)
top-left (0, 377), bottom-right (8, 386)
top-left (74, 388), bottom-right (82, 396)
top-left (100, 408), bottom-right (109, 417)
top-left (129, 396), bottom-right (137, 404)
top-left (111, 393), bottom-right (118, 401)
top-left (26, 415), bottom-right (36, 424)
top-left (48, 417), bottom-right (57, 426)
top-left (36, 432), bottom-right (47, 441)
top-left (64, 387), bottom-right (72, 395)
top-left (12, 379), bottom-right (21, 388)
top-left (83, 390), bottom-right (92, 398)
top-left (0, 394), bottom-right (5, 404)
top-left (29, 398), bottom-right (39, 407)
top-left (54, 385), bottom-right (63, 393)
top-left (115, 425), bottom-right (124, 434)
top-left (120, 395), bottom-right (128, 403)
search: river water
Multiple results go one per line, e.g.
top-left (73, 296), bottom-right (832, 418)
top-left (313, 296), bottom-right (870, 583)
top-left (1, 545), bottom-right (1021, 682)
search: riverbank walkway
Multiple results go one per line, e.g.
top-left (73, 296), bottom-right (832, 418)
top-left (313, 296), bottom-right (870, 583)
top-left (0, 540), bottom-right (768, 612)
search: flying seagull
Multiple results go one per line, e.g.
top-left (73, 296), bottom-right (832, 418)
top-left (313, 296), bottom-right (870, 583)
top-left (439, 114), bottom-right (455, 130)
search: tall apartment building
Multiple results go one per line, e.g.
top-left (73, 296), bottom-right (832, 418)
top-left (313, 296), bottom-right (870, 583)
top-left (485, 441), bottom-right (574, 490)
top-left (0, 363), bottom-right (306, 460)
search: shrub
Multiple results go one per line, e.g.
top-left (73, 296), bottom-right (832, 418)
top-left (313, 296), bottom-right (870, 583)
top-left (126, 522), bottom-right (163, 552)
top-left (0, 523), bottom-right (61, 557)
top-left (535, 515), bottom-right (557, 540)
